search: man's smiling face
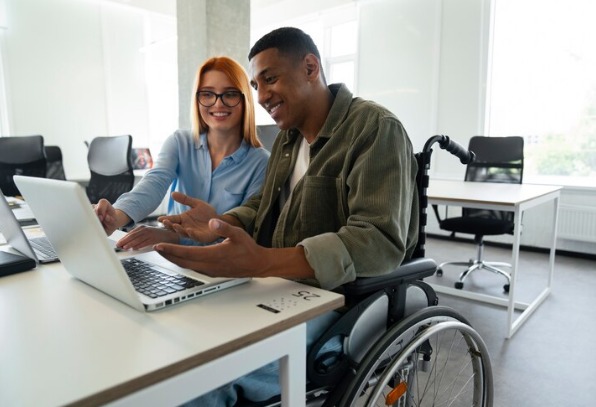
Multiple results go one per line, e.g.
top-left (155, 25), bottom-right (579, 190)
top-left (249, 48), bottom-right (312, 131)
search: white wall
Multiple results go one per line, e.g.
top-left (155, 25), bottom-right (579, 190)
top-left (357, 0), bottom-right (442, 153)
top-left (433, 0), bottom-right (491, 178)
top-left (5, 0), bottom-right (486, 180)
top-left (254, 0), bottom-right (491, 173)
top-left (2, 0), bottom-right (175, 180)
top-left (360, 0), bottom-right (490, 174)
top-left (100, 5), bottom-right (149, 148)
top-left (4, 0), bottom-right (107, 179)
top-left (252, 0), bottom-right (596, 255)
top-left (3, 0), bottom-right (594, 254)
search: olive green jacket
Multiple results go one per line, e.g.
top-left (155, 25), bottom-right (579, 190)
top-left (226, 84), bottom-right (419, 290)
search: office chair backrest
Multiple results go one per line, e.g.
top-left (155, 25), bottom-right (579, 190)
top-left (464, 135), bottom-right (524, 222)
top-left (0, 135), bottom-right (47, 196)
top-left (45, 145), bottom-right (67, 180)
top-left (256, 124), bottom-right (280, 151)
top-left (86, 135), bottom-right (134, 204)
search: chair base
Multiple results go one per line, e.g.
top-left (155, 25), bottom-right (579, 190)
top-left (437, 259), bottom-right (511, 293)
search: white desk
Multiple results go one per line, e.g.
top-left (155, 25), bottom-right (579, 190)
top-left (427, 179), bottom-right (561, 338)
top-left (4, 196), bottom-right (36, 223)
top-left (0, 258), bottom-right (344, 406)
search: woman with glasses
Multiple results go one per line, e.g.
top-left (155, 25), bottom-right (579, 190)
top-left (95, 56), bottom-right (270, 250)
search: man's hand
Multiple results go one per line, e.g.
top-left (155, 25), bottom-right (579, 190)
top-left (158, 192), bottom-right (221, 243)
top-left (116, 225), bottom-right (179, 251)
top-left (154, 219), bottom-right (269, 278)
top-left (155, 219), bottom-right (316, 280)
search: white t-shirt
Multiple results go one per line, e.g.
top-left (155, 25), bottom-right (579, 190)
top-left (280, 136), bottom-right (310, 209)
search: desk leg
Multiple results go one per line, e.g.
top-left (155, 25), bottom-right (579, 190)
top-left (506, 208), bottom-right (523, 338)
top-left (280, 327), bottom-right (307, 406)
top-left (107, 324), bottom-right (307, 407)
top-left (507, 196), bottom-right (560, 338)
top-left (547, 195), bottom-right (560, 290)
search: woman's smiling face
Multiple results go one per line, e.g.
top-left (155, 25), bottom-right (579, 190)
top-left (198, 70), bottom-right (244, 134)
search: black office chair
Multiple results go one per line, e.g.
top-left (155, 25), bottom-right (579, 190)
top-left (86, 135), bottom-right (134, 204)
top-left (44, 146), bottom-right (67, 180)
top-left (434, 135), bottom-right (524, 293)
top-left (0, 135), bottom-right (47, 196)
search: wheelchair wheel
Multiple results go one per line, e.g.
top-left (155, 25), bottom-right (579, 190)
top-left (339, 305), bottom-right (493, 407)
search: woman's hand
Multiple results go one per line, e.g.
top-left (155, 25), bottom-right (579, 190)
top-left (94, 199), bottom-right (132, 236)
top-left (116, 225), bottom-right (179, 251)
top-left (94, 199), bottom-right (120, 236)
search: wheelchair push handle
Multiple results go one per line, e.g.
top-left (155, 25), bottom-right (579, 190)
top-left (423, 135), bottom-right (475, 164)
top-left (440, 136), bottom-right (475, 164)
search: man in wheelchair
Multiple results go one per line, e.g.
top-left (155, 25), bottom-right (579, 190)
top-left (155, 27), bottom-right (492, 407)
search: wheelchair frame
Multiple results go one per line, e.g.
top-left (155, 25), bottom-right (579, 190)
top-left (253, 136), bottom-right (494, 407)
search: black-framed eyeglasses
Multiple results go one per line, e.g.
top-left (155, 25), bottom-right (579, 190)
top-left (196, 90), bottom-right (243, 108)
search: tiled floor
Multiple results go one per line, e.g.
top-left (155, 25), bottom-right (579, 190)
top-left (424, 236), bottom-right (596, 407)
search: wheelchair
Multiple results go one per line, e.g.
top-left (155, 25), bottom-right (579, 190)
top-left (252, 135), bottom-right (494, 407)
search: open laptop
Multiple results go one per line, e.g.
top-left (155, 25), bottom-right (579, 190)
top-left (5, 196), bottom-right (37, 226)
top-left (0, 196), bottom-right (59, 263)
top-left (14, 176), bottom-right (250, 312)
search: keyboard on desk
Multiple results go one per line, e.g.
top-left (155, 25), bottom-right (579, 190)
top-left (121, 258), bottom-right (204, 299)
top-left (29, 236), bottom-right (59, 260)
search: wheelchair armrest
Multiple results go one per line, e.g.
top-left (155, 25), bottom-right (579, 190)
top-left (342, 258), bottom-right (437, 299)
top-left (306, 258), bottom-right (437, 388)
top-left (307, 290), bottom-right (387, 387)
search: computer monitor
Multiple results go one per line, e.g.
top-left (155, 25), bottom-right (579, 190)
top-left (131, 148), bottom-right (153, 170)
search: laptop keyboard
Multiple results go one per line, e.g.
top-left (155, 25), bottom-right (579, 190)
top-left (121, 258), bottom-right (204, 299)
top-left (29, 237), bottom-right (58, 259)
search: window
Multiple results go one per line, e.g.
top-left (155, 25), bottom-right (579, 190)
top-left (487, 0), bottom-right (596, 187)
top-left (140, 12), bottom-right (178, 154)
top-left (325, 19), bottom-right (357, 92)
top-left (0, 0), bottom-right (9, 136)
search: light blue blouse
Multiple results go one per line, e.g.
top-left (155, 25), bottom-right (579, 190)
top-left (114, 130), bottom-right (270, 226)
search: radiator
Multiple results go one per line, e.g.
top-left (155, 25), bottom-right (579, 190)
top-left (557, 204), bottom-right (596, 243)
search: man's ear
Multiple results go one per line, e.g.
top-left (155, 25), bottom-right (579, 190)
top-left (303, 54), bottom-right (320, 80)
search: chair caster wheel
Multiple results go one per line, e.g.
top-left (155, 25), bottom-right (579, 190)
top-left (503, 284), bottom-right (510, 293)
top-left (455, 282), bottom-right (464, 289)
top-left (436, 268), bottom-right (443, 277)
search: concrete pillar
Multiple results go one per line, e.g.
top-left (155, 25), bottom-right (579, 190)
top-left (176, 0), bottom-right (250, 129)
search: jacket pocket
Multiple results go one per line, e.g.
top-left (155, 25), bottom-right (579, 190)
top-left (299, 176), bottom-right (345, 235)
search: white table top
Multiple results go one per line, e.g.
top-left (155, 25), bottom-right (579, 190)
top-left (0, 258), bottom-right (343, 406)
top-left (427, 179), bottom-right (562, 207)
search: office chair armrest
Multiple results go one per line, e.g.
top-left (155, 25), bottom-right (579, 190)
top-left (431, 203), bottom-right (444, 224)
top-left (342, 258), bottom-right (437, 298)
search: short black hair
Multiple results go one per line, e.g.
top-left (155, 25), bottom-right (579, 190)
top-left (248, 27), bottom-right (321, 62)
